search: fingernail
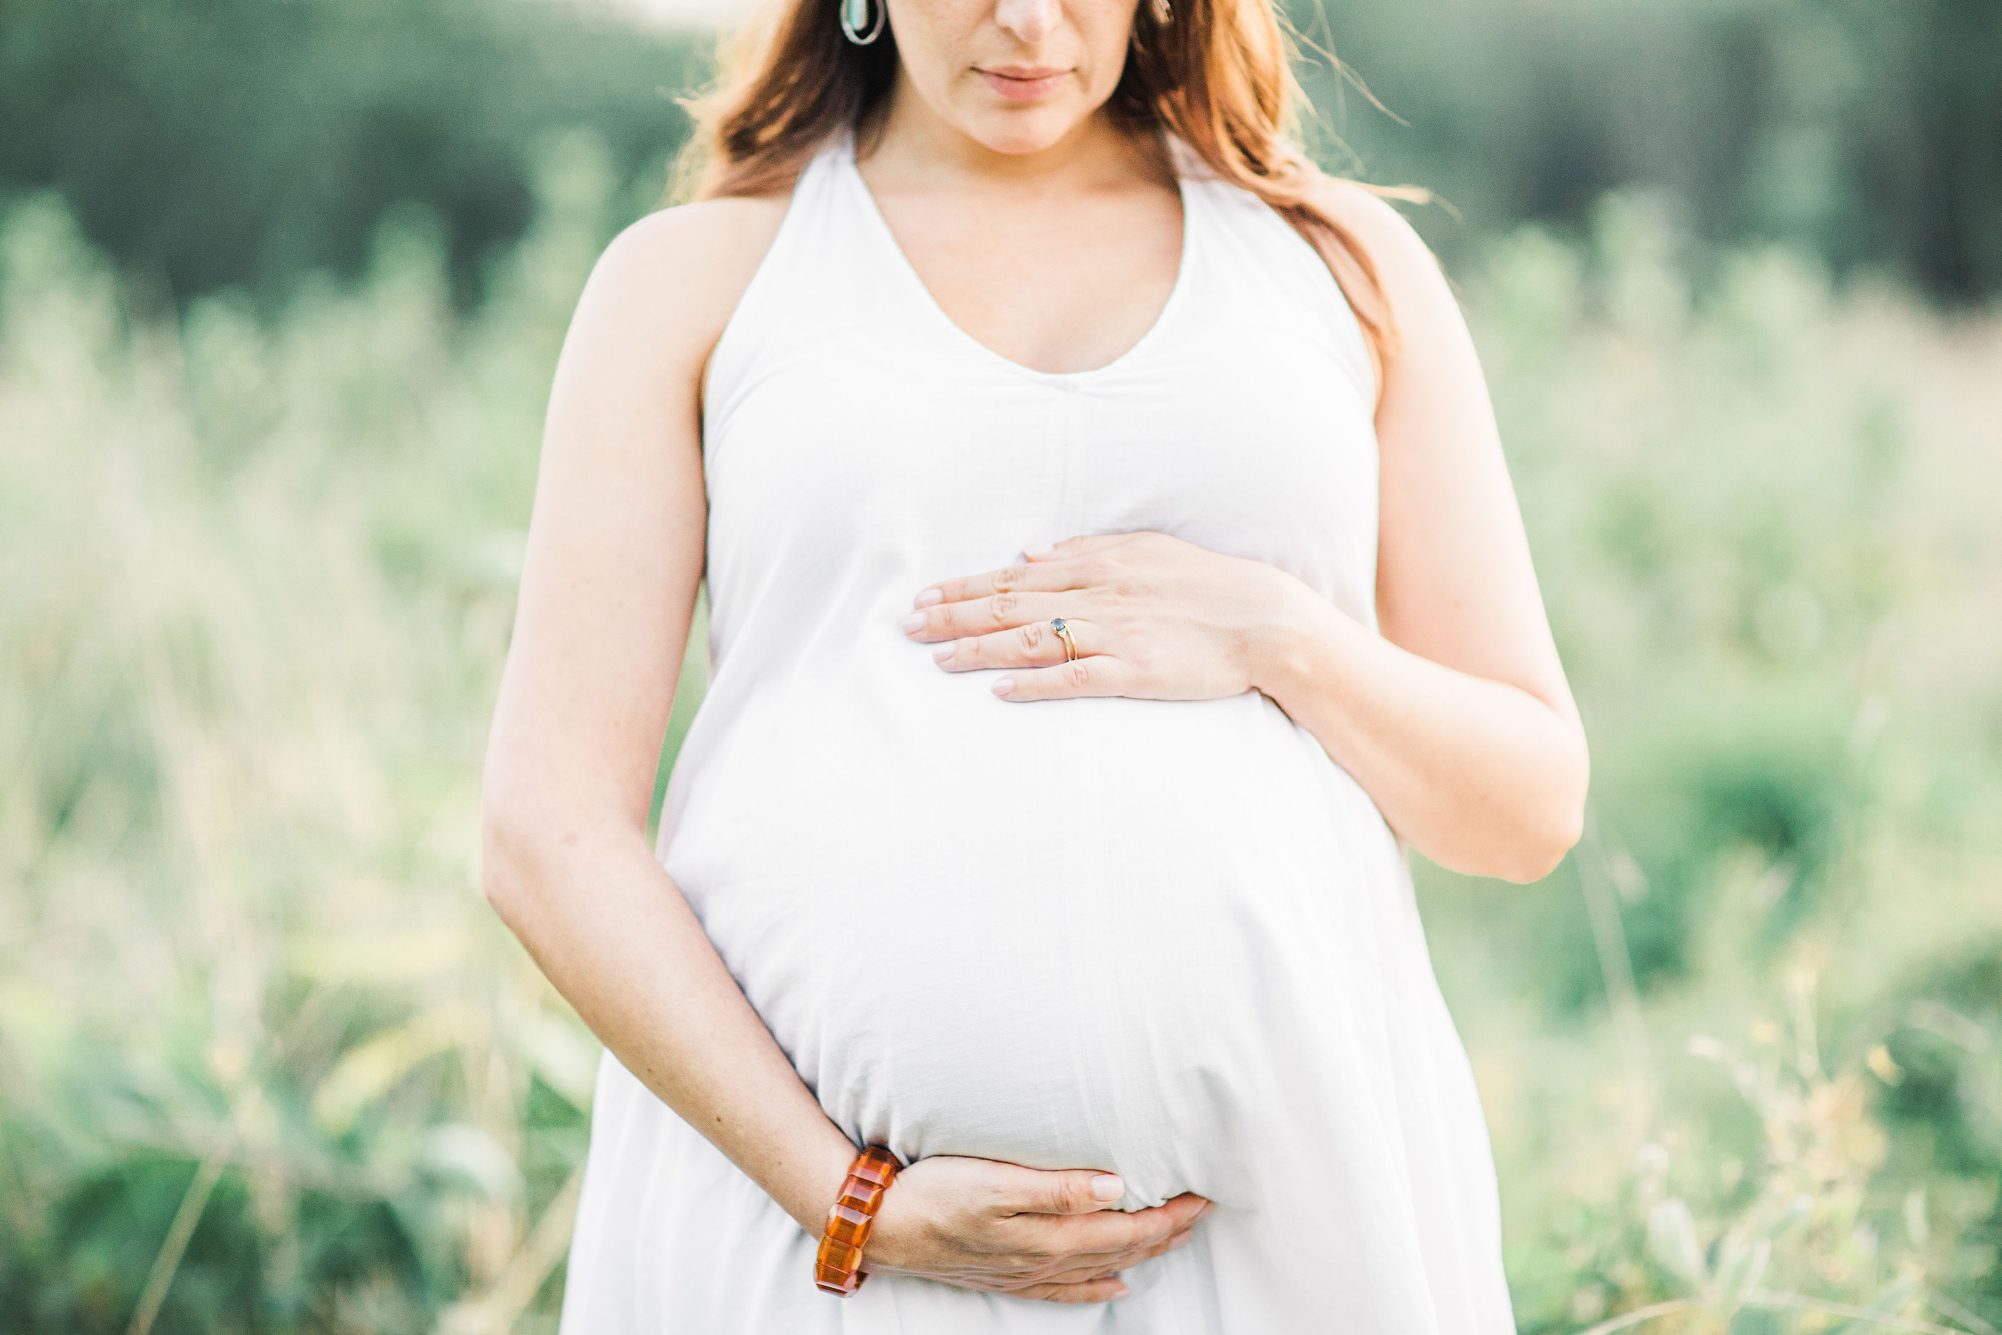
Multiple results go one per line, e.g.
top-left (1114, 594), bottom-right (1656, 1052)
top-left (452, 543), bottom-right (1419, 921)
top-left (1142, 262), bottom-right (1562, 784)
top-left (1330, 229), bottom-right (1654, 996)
top-left (930, 641), bottom-right (955, 663)
top-left (1198, 1201), bottom-right (1215, 1218)
top-left (899, 611), bottom-right (924, 633)
top-left (1090, 1174), bottom-right (1125, 1201)
top-left (1110, 1282), bottom-right (1132, 1298)
top-left (913, 586), bottom-right (943, 607)
top-left (992, 676), bottom-right (1014, 696)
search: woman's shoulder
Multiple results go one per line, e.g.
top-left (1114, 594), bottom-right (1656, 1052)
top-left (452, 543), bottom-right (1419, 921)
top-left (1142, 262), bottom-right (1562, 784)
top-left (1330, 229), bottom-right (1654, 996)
top-left (582, 190), bottom-right (799, 399)
top-left (611, 190), bottom-right (794, 269)
top-left (1294, 169), bottom-right (1467, 405)
top-left (600, 192), bottom-right (796, 327)
top-left (1298, 172), bottom-right (1441, 275)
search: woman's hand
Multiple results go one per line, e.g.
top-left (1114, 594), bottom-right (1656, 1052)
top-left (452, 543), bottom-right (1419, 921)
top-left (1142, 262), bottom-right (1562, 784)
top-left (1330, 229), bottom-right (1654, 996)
top-left (900, 531), bottom-right (1297, 703)
top-left (860, 1155), bottom-right (1213, 1303)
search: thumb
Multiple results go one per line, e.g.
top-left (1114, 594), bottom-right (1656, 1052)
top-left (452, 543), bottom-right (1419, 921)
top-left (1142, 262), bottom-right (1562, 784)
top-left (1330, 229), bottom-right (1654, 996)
top-left (1015, 1167), bottom-right (1127, 1215)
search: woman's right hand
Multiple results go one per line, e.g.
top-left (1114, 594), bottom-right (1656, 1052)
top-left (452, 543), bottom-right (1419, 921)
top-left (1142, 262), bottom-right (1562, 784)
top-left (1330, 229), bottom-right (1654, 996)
top-left (857, 1155), bottom-right (1213, 1303)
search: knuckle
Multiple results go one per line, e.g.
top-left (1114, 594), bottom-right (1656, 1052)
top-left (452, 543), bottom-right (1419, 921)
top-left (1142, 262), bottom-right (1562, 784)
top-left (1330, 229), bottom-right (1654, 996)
top-left (1063, 658), bottom-right (1093, 690)
top-left (1015, 1235), bottom-right (1055, 1265)
top-left (992, 562), bottom-right (1026, 590)
top-left (976, 1192), bottom-right (1015, 1223)
top-left (1017, 620), bottom-right (1046, 654)
top-left (1096, 559), bottom-right (1141, 599)
top-left (989, 588), bottom-right (1018, 621)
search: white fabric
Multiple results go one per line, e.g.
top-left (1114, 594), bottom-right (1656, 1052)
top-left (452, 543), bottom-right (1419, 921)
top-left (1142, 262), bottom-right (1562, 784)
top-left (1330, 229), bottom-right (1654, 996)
top-left (557, 123), bottom-right (1519, 1334)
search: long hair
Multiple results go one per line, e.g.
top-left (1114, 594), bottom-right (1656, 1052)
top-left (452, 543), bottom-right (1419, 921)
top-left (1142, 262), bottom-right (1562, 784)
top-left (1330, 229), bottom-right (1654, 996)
top-left (666, 0), bottom-right (1432, 386)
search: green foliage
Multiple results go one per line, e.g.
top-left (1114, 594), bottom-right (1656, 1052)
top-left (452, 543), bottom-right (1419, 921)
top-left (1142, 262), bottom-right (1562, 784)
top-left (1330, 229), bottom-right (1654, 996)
top-left (0, 0), bottom-right (705, 320)
top-left (1416, 185), bottom-right (2002, 1332)
top-left (0, 141), bottom-right (648, 1332)
top-left (1529, 977), bottom-right (1972, 1333)
top-left (1291, 0), bottom-right (2002, 305)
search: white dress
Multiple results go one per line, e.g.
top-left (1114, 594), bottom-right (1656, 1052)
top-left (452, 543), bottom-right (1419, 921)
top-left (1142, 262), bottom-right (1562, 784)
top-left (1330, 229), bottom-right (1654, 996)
top-left (557, 122), bottom-right (1520, 1334)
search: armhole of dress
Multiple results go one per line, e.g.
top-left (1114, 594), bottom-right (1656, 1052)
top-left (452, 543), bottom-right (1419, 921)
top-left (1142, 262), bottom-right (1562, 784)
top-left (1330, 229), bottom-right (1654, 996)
top-left (1308, 231), bottom-right (1381, 418)
top-left (699, 144), bottom-right (826, 468)
top-left (1241, 188), bottom-right (1380, 417)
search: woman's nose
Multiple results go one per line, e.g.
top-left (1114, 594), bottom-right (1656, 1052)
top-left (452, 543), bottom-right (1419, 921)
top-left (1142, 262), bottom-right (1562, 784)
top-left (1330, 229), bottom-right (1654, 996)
top-left (991, 0), bottom-right (1062, 43)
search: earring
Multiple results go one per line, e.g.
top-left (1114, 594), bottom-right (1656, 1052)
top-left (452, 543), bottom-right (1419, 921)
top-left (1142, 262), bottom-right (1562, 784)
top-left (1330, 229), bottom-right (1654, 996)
top-left (1149, 0), bottom-right (1171, 23)
top-left (841, 0), bottom-right (886, 44)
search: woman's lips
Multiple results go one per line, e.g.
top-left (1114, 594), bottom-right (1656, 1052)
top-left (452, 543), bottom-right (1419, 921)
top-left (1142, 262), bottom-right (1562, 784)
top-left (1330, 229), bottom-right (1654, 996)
top-left (977, 68), bottom-right (1068, 101)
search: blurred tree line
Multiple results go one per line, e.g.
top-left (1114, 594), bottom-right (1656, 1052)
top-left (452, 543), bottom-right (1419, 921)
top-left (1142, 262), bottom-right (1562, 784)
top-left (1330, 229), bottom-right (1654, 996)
top-left (1298, 0), bottom-right (2002, 307)
top-left (2, 0), bottom-right (1997, 321)
top-left (0, 0), bottom-right (700, 321)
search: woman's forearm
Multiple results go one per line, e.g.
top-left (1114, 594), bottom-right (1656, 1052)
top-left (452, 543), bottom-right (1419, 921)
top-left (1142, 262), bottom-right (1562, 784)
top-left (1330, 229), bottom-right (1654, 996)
top-left (1243, 567), bottom-right (1587, 883)
top-left (479, 813), bottom-right (858, 1235)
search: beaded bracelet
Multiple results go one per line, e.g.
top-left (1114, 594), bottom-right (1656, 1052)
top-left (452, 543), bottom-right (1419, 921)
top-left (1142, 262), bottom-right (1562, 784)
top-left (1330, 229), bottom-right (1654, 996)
top-left (814, 1144), bottom-right (901, 1295)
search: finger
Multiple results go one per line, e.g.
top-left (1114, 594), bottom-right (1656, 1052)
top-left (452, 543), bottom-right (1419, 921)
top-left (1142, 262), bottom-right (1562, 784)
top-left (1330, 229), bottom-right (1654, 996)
top-left (993, 1168), bottom-right (1130, 1218)
top-left (992, 650), bottom-right (1134, 702)
top-left (1043, 1225), bottom-right (1196, 1284)
top-left (1040, 1192), bottom-right (1212, 1256)
top-left (999, 1198), bottom-right (1208, 1272)
top-left (1009, 1276), bottom-right (1132, 1303)
top-left (910, 555), bottom-right (1091, 613)
top-left (902, 586), bottom-right (1087, 643)
top-left (930, 615), bottom-right (1099, 673)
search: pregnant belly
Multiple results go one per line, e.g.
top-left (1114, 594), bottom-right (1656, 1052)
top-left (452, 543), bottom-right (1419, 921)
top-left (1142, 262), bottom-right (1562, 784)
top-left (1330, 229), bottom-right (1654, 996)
top-left (662, 682), bottom-right (1402, 1210)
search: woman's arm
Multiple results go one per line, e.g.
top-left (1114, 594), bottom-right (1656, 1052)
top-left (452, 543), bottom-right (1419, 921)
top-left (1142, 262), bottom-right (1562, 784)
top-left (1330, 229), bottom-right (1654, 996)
top-left (479, 200), bottom-right (863, 1235)
top-left (1247, 181), bottom-right (1589, 884)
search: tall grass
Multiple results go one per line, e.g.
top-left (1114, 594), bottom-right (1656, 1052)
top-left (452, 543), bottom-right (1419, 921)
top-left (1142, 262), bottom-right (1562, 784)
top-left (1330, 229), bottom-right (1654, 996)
top-left (1, 133), bottom-right (1996, 1331)
top-left (1443, 192), bottom-right (2002, 1331)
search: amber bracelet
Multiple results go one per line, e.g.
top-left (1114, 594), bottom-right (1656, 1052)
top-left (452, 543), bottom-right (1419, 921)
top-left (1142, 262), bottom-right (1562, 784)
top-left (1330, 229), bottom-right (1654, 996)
top-left (814, 1144), bottom-right (901, 1295)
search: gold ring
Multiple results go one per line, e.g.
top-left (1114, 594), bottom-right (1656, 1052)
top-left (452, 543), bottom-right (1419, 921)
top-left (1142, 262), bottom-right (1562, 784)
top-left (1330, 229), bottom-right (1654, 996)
top-left (1050, 616), bottom-right (1078, 662)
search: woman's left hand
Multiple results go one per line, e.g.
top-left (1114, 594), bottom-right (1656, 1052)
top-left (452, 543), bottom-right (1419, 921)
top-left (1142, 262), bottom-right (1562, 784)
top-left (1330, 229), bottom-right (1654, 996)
top-left (899, 531), bottom-right (1300, 702)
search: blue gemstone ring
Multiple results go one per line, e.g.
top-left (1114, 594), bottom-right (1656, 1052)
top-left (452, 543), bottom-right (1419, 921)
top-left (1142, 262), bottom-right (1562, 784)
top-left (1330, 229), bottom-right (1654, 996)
top-left (1049, 617), bottom-right (1079, 663)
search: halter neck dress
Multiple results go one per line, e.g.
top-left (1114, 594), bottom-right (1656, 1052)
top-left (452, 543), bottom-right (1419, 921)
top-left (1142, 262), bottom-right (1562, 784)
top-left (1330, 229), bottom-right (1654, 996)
top-left (556, 122), bottom-right (1521, 1334)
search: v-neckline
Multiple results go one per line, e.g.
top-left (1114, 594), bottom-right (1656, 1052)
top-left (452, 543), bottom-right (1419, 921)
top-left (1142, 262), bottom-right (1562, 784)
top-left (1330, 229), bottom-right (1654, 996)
top-left (836, 125), bottom-right (1200, 387)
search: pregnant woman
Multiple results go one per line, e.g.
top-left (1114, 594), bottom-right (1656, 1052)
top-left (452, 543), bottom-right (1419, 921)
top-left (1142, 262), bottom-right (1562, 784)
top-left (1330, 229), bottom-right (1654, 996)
top-left (478, 0), bottom-right (1590, 1324)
